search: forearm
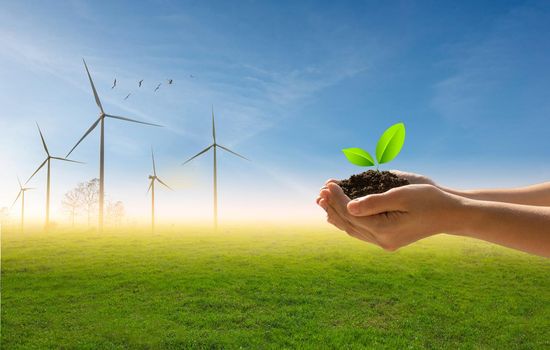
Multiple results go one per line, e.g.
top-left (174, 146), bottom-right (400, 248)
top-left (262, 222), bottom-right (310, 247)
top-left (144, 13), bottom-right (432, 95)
top-left (438, 182), bottom-right (550, 206)
top-left (452, 198), bottom-right (550, 258)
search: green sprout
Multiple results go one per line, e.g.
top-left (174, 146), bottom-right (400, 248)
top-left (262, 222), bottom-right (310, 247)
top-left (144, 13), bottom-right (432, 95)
top-left (342, 122), bottom-right (406, 170)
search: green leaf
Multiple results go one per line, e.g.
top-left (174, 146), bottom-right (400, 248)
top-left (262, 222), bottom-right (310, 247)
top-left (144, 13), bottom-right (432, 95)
top-left (375, 122), bottom-right (406, 164)
top-left (342, 148), bottom-right (375, 167)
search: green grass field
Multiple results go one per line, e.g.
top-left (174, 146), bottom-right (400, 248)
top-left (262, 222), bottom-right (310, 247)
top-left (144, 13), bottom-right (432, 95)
top-left (2, 225), bottom-right (549, 349)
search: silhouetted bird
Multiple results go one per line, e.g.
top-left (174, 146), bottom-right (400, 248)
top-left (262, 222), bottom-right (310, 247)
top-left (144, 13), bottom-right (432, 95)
top-left (112, 79), bottom-right (117, 89)
top-left (138, 79), bottom-right (143, 87)
top-left (154, 83), bottom-right (161, 92)
top-left (124, 93), bottom-right (131, 100)
top-left (167, 79), bottom-right (173, 85)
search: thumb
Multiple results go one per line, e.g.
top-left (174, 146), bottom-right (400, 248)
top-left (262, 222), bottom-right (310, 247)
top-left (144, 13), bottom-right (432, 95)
top-left (347, 189), bottom-right (404, 216)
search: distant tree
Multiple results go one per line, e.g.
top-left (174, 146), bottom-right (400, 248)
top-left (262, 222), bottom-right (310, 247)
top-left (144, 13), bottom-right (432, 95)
top-left (61, 189), bottom-right (81, 227)
top-left (106, 200), bottom-right (125, 227)
top-left (76, 178), bottom-right (99, 227)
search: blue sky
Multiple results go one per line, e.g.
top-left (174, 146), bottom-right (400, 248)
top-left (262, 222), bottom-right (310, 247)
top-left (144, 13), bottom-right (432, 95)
top-left (1, 0), bottom-right (550, 223)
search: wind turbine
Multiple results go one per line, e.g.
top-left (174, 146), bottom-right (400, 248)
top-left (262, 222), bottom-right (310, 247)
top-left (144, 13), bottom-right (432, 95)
top-left (147, 148), bottom-right (172, 233)
top-left (26, 123), bottom-right (82, 229)
top-left (12, 177), bottom-right (33, 233)
top-left (66, 58), bottom-right (162, 232)
top-left (182, 106), bottom-right (249, 229)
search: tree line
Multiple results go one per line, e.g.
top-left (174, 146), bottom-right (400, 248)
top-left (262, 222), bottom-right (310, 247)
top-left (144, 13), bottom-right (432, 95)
top-left (0, 178), bottom-right (125, 229)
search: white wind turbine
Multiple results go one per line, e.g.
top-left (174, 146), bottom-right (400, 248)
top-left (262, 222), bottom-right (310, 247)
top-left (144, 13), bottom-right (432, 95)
top-left (12, 177), bottom-right (34, 233)
top-left (66, 58), bottom-right (162, 232)
top-left (26, 123), bottom-right (82, 229)
top-left (147, 148), bottom-right (172, 233)
top-left (182, 106), bottom-right (248, 229)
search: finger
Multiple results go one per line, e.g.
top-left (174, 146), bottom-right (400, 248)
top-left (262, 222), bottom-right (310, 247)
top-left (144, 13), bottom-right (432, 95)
top-left (324, 178), bottom-right (339, 185)
top-left (326, 203), bottom-right (362, 238)
top-left (324, 184), bottom-right (379, 244)
top-left (319, 188), bottom-right (331, 200)
top-left (389, 169), bottom-right (405, 177)
top-left (327, 203), bottom-right (379, 244)
top-left (347, 188), bottom-right (406, 216)
top-left (326, 182), bottom-right (351, 217)
top-left (318, 198), bottom-right (329, 212)
top-left (325, 203), bottom-right (347, 231)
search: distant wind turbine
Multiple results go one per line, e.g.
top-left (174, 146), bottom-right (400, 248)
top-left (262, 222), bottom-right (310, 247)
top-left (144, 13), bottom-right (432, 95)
top-left (12, 177), bottom-right (33, 233)
top-left (182, 106), bottom-right (249, 229)
top-left (26, 123), bottom-right (82, 229)
top-left (66, 58), bottom-right (163, 232)
top-left (147, 148), bottom-right (172, 233)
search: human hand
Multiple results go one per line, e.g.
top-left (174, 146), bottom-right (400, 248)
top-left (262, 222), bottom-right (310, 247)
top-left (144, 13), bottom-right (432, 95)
top-left (316, 182), bottom-right (466, 251)
top-left (390, 170), bottom-right (436, 186)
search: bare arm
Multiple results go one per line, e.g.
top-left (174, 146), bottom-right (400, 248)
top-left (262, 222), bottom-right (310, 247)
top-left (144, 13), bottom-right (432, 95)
top-left (459, 198), bottom-right (550, 257)
top-left (440, 182), bottom-right (550, 206)
top-left (391, 170), bottom-right (550, 206)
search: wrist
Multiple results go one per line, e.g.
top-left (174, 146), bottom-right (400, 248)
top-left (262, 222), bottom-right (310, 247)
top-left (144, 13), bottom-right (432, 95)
top-left (442, 194), bottom-right (479, 236)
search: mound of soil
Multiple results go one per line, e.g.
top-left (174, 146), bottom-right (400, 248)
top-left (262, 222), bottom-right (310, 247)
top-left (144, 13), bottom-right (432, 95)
top-left (337, 170), bottom-right (409, 200)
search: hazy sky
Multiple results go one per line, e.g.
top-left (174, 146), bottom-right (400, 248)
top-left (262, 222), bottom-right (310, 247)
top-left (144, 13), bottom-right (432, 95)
top-left (1, 0), bottom-right (550, 224)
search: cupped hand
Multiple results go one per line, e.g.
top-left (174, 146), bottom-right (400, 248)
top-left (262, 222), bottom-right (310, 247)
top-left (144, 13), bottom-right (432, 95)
top-left (389, 170), bottom-right (436, 186)
top-left (317, 182), bottom-right (466, 251)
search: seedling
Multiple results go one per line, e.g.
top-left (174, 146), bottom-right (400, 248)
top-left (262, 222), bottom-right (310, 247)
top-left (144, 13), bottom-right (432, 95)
top-left (342, 122), bottom-right (405, 170)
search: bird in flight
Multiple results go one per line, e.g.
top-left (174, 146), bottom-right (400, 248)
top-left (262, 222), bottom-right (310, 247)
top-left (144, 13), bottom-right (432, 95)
top-left (167, 79), bottom-right (173, 85)
top-left (138, 79), bottom-right (143, 87)
top-left (189, 74), bottom-right (195, 78)
top-left (154, 83), bottom-right (161, 92)
top-left (123, 93), bottom-right (131, 100)
top-left (112, 79), bottom-right (117, 89)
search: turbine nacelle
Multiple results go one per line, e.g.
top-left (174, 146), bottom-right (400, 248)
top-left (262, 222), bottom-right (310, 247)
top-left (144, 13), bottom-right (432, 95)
top-left (147, 148), bottom-right (172, 193)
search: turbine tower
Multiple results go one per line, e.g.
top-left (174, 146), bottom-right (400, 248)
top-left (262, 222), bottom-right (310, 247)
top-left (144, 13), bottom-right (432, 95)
top-left (12, 177), bottom-right (33, 233)
top-left (66, 58), bottom-right (162, 232)
top-left (26, 123), bottom-right (82, 229)
top-left (182, 106), bottom-right (248, 229)
top-left (147, 148), bottom-right (172, 233)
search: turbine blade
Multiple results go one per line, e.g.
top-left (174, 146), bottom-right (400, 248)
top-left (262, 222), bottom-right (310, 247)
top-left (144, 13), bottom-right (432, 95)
top-left (51, 157), bottom-right (84, 164)
top-left (151, 147), bottom-right (157, 176)
top-left (36, 123), bottom-right (49, 156)
top-left (26, 158), bottom-right (48, 184)
top-left (156, 177), bottom-right (173, 190)
top-left (217, 144), bottom-right (249, 161)
top-left (147, 180), bottom-right (153, 194)
top-left (11, 190), bottom-right (22, 208)
top-left (66, 117), bottom-right (101, 157)
top-left (82, 58), bottom-right (104, 113)
top-left (182, 145), bottom-right (213, 165)
top-left (105, 114), bottom-right (163, 127)
top-left (211, 105), bottom-right (216, 142)
top-left (17, 176), bottom-right (22, 188)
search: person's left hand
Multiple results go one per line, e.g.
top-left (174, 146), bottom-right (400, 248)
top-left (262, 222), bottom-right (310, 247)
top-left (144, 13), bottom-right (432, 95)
top-left (316, 181), bottom-right (466, 251)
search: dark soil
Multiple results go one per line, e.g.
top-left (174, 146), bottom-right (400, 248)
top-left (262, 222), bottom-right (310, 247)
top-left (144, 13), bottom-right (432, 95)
top-left (337, 170), bottom-right (409, 200)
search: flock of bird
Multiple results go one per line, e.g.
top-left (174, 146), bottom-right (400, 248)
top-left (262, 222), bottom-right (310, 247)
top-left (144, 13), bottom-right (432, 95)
top-left (112, 75), bottom-right (195, 101)
top-left (11, 59), bottom-right (246, 233)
